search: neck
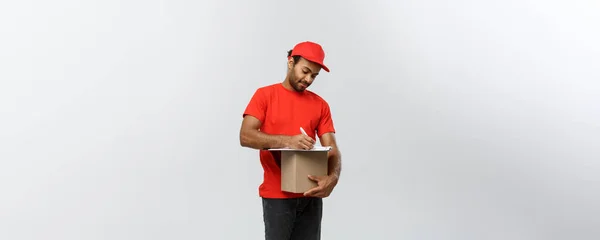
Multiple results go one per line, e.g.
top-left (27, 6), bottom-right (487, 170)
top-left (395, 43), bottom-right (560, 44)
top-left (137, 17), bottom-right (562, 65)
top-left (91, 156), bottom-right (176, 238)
top-left (281, 76), bottom-right (295, 91)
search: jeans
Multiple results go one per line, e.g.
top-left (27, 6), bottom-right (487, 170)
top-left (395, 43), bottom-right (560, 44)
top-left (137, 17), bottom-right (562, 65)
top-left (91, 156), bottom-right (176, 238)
top-left (262, 197), bottom-right (323, 240)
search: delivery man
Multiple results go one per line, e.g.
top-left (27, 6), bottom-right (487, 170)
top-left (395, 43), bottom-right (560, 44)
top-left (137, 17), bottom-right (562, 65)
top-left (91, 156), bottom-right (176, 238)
top-left (239, 41), bottom-right (342, 240)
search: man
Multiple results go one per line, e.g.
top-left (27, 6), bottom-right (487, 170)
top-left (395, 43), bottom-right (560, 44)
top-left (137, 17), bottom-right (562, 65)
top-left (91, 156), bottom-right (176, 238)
top-left (239, 41), bottom-right (342, 240)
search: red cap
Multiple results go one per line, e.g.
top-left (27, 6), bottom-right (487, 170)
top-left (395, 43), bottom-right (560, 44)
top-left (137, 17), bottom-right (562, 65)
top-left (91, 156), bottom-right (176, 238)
top-left (289, 41), bottom-right (330, 72)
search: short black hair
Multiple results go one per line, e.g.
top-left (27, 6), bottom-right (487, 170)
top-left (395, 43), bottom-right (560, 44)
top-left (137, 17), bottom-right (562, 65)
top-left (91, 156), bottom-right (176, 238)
top-left (287, 49), bottom-right (301, 63)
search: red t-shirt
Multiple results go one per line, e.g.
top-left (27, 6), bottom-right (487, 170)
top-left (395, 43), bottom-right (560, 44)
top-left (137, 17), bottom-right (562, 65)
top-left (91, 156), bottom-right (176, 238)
top-left (243, 83), bottom-right (336, 198)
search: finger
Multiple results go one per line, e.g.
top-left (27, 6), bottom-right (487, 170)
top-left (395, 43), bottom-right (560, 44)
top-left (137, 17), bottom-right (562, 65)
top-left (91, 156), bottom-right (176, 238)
top-left (303, 186), bottom-right (322, 197)
top-left (310, 190), bottom-right (326, 198)
top-left (300, 142), bottom-right (310, 150)
top-left (303, 190), bottom-right (313, 197)
top-left (296, 139), bottom-right (309, 149)
top-left (303, 188), bottom-right (315, 196)
top-left (307, 175), bottom-right (321, 182)
top-left (303, 135), bottom-right (315, 143)
top-left (301, 140), bottom-right (313, 150)
top-left (305, 139), bottom-right (315, 148)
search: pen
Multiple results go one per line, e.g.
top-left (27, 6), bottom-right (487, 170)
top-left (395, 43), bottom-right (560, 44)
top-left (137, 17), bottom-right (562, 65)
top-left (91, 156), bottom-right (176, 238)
top-left (300, 127), bottom-right (308, 136)
top-left (300, 127), bottom-right (315, 150)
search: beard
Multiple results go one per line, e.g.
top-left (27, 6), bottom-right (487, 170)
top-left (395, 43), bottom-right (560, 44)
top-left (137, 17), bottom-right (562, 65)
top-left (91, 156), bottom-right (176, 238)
top-left (289, 70), bottom-right (310, 92)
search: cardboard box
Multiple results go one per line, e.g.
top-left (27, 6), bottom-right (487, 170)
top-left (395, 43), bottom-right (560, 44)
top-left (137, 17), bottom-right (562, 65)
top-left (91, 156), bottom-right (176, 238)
top-left (268, 146), bottom-right (332, 193)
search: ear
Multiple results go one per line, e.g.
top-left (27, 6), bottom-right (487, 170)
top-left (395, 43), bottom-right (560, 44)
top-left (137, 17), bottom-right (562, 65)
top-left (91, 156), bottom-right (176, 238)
top-left (287, 57), bottom-right (295, 70)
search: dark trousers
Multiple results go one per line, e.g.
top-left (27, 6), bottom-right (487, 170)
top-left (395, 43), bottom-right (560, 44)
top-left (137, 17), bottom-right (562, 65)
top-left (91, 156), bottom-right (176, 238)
top-left (262, 197), bottom-right (323, 240)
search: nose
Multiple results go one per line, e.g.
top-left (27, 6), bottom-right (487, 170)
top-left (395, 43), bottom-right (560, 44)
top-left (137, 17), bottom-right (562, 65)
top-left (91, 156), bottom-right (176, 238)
top-left (304, 76), bottom-right (314, 84)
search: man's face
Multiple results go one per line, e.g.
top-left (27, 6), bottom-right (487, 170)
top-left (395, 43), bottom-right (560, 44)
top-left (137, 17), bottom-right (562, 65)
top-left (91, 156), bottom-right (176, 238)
top-left (288, 57), bottom-right (321, 92)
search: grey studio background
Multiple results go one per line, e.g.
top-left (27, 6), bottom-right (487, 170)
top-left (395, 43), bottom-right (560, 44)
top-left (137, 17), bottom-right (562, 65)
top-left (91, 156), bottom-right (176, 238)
top-left (1, 0), bottom-right (599, 239)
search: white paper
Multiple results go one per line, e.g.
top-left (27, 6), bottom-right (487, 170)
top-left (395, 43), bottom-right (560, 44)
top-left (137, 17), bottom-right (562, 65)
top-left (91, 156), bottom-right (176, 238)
top-left (268, 146), bottom-right (332, 151)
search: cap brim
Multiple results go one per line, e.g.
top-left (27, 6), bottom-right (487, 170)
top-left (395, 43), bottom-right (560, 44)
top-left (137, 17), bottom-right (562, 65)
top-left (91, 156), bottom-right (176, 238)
top-left (292, 54), bottom-right (330, 72)
top-left (303, 57), bottom-right (330, 72)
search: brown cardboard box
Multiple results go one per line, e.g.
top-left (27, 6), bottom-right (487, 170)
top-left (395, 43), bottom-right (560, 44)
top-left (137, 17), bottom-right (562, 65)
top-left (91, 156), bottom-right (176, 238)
top-left (269, 146), bottom-right (331, 193)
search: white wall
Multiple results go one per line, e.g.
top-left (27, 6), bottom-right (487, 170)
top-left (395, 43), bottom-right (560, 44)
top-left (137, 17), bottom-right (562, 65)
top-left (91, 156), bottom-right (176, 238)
top-left (1, 0), bottom-right (599, 239)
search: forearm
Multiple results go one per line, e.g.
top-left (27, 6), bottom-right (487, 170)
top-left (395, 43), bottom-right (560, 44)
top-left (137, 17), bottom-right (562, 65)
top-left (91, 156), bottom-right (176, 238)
top-left (240, 129), bottom-right (288, 150)
top-left (327, 148), bottom-right (342, 179)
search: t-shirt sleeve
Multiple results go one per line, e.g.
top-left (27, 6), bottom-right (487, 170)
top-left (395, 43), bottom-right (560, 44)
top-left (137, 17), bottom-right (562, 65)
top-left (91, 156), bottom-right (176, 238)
top-left (317, 100), bottom-right (336, 138)
top-left (243, 88), bottom-right (268, 123)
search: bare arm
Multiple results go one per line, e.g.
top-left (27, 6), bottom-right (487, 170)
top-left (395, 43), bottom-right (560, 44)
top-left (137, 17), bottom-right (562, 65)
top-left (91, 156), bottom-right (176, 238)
top-left (239, 115), bottom-right (289, 150)
top-left (303, 132), bottom-right (342, 197)
top-left (319, 132), bottom-right (342, 179)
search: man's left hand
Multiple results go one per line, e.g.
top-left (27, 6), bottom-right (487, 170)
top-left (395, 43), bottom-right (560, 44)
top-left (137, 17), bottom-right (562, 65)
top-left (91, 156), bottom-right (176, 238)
top-left (303, 174), bottom-right (338, 198)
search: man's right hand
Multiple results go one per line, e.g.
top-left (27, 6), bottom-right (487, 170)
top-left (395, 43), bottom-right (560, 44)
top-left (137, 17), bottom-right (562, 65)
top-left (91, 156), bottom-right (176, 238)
top-left (286, 134), bottom-right (315, 150)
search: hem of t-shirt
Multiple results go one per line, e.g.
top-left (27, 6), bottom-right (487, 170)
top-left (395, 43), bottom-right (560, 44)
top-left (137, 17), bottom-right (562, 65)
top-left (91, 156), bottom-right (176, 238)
top-left (242, 112), bottom-right (264, 123)
top-left (317, 130), bottom-right (336, 138)
top-left (259, 192), bottom-right (306, 199)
